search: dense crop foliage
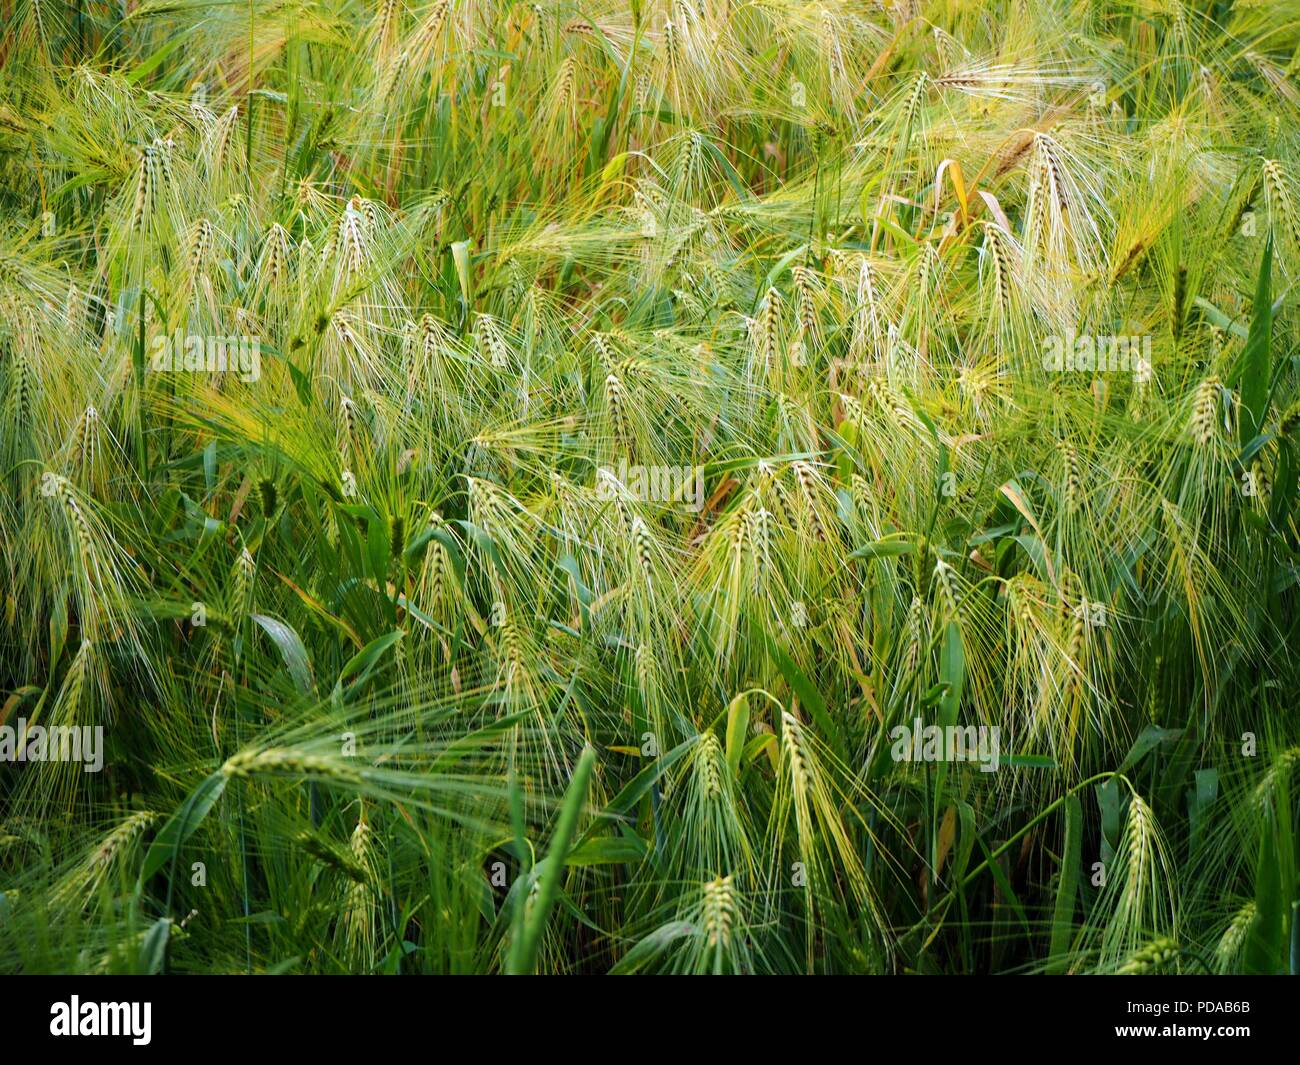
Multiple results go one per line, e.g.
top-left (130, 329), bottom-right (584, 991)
top-left (1, 0), bottom-right (1298, 975)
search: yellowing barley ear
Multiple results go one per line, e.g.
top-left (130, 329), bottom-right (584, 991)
top-left (780, 710), bottom-right (813, 816)
top-left (342, 804), bottom-right (378, 964)
top-left (696, 731), bottom-right (723, 799)
top-left (205, 106), bottom-right (238, 177)
top-left (1190, 375), bottom-right (1221, 445)
top-left (476, 314), bottom-right (510, 370)
top-left (700, 875), bottom-right (735, 947)
top-left (981, 221), bottom-right (1015, 320)
top-left (1262, 159), bottom-right (1300, 253)
top-left (867, 376), bottom-right (927, 438)
top-left (335, 197), bottom-right (375, 278)
top-left (1099, 790), bottom-right (1176, 967)
top-left (68, 405), bottom-right (100, 485)
top-left (410, 0), bottom-right (451, 66)
top-left (791, 461), bottom-right (828, 543)
top-left (50, 811), bottom-right (158, 914)
top-left (663, 17), bottom-right (681, 89)
top-left (53, 474), bottom-right (95, 569)
top-left (836, 391), bottom-right (866, 431)
top-left (129, 146), bottom-right (154, 233)
top-left (1213, 902), bottom-right (1256, 973)
top-left (552, 56), bottom-right (578, 121)
top-left (24, 635), bottom-right (102, 813)
top-left (630, 515), bottom-right (654, 583)
top-left (634, 641), bottom-right (658, 710)
top-left (1058, 439), bottom-right (1081, 514)
top-left (187, 217), bottom-right (213, 276)
top-left (791, 264), bottom-right (819, 353)
top-left (1116, 935), bottom-right (1177, 974)
top-left (820, 10), bottom-right (848, 96)
top-left (1064, 584), bottom-right (1087, 713)
top-left (54, 639), bottom-right (94, 722)
top-left (1249, 455), bottom-right (1272, 511)
top-left (590, 332), bottom-right (619, 375)
top-left (1280, 401), bottom-right (1300, 439)
top-left (338, 394), bottom-right (359, 465)
top-left (375, 0), bottom-right (400, 61)
top-left (294, 830), bottom-right (369, 883)
top-left (26, 0), bottom-right (56, 56)
top-left (604, 370), bottom-right (631, 453)
top-left (495, 607), bottom-right (526, 684)
top-left (780, 707), bottom-right (811, 785)
top-left (1252, 747), bottom-right (1300, 812)
top-left (6, 348), bottom-right (32, 434)
top-left (258, 223), bottom-right (292, 289)
top-left (903, 594), bottom-right (926, 675)
top-left (764, 468), bottom-right (797, 534)
top-left (761, 285), bottom-right (787, 372)
top-left (222, 748), bottom-right (362, 785)
top-left (932, 557), bottom-right (962, 624)
top-left (747, 505), bottom-right (772, 588)
top-left (415, 512), bottom-right (450, 621)
top-left (230, 547), bottom-right (255, 620)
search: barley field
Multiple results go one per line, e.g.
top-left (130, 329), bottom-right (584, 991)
top-left (0, 0), bottom-right (1297, 976)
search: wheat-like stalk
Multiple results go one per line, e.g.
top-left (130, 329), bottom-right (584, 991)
top-left (700, 874), bottom-right (735, 947)
top-left (222, 748), bottom-right (363, 785)
top-left (1213, 902), bottom-right (1256, 974)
